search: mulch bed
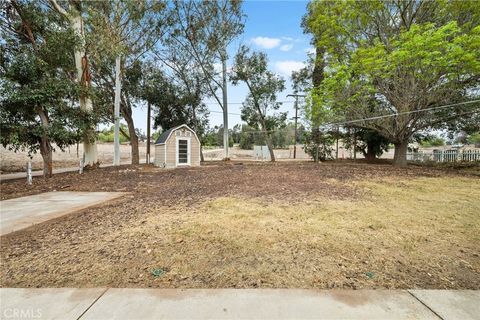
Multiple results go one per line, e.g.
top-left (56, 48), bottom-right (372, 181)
top-left (1, 161), bottom-right (478, 288)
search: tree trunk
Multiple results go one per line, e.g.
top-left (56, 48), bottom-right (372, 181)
top-left (393, 141), bottom-right (408, 167)
top-left (146, 102), bottom-right (151, 164)
top-left (36, 107), bottom-right (53, 177)
top-left (69, 4), bottom-right (97, 166)
top-left (120, 95), bottom-right (139, 165)
top-left (364, 146), bottom-right (376, 162)
top-left (39, 138), bottom-right (53, 178)
top-left (125, 110), bottom-right (139, 165)
top-left (259, 120), bottom-right (275, 162)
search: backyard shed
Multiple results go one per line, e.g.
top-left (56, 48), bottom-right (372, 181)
top-left (154, 124), bottom-right (201, 168)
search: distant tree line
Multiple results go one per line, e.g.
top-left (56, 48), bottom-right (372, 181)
top-left (202, 122), bottom-right (308, 150)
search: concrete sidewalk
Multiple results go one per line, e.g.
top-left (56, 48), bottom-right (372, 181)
top-left (0, 289), bottom-right (478, 320)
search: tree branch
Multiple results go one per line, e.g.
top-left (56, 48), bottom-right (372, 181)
top-left (49, 0), bottom-right (69, 18)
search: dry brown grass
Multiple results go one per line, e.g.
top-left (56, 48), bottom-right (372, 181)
top-left (134, 176), bottom-right (479, 289)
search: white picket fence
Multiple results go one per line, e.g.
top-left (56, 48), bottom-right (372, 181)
top-left (407, 149), bottom-right (480, 163)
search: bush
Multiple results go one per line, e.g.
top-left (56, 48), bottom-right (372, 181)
top-left (303, 130), bottom-right (334, 161)
top-left (467, 132), bottom-right (480, 146)
top-left (98, 131), bottom-right (128, 143)
top-left (420, 136), bottom-right (445, 147)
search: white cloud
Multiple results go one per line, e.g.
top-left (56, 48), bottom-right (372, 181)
top-left (281, 36), bottom-right (294, 41)
top-left (251, 36), bottom-right (281, 49)
top-left (275, 60), bottom-right (306, 77)
top-left (279, 44), bottom-right (293, 52)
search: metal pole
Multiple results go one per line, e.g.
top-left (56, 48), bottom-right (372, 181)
top-left (79, 154), bottom-right (84, 174)
top-left (353, 127), bottom-right (357, 161)
top-left (293, 96), bottom-right (298, 159)
top-left (113, 55), bottom-right (121, 166)
top-left (222, 50), bottom-right (229, 160)
top-left (146, 101), bottom-right (151, 164)
top-left (287, 93), bottom-right (306, 160)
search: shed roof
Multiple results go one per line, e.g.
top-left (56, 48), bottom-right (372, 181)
top-left (155, 124), bottom-right (197, 145)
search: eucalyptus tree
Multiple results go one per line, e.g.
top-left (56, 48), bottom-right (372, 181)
top-left (152, 35), bottom-right (212, 156)
top-left (305, 0), bottom-right (480, 166)
top-left (1, 0), bottom-right (90, 176)
top-left (139, 62), bottom-right (210, 146)
top-left (49, 0), bottom-right (98, 166)
top-left (86, 0), bottom-right (168, 165)
top-left (231, 45), bottom-right (286, 161)
top-left (161, 0), bottom-right (244, 159)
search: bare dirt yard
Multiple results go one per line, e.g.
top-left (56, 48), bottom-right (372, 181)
top-left (1, 161), bottom-right (479, 289)
top-left (0, 143), bottom-right (147, 174)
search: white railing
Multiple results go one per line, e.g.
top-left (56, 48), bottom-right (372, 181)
top-left (407, 149), bottom-right (480, 162)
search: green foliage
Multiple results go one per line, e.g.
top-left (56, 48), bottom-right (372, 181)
top-left (231, 45), bottom-right (286, 159)
top-left (136, 63), bottom-right (210, 142)
top-left (97, 125), bottom-right (129, 143)
top-left (420, 135), bottom-right (445, 148)
top-left (201, 126), bottom-right (233, 147)
top-left (343, 128), bottom-right (391, 160)
top-left (0, 1), bottom-right (92, 157)
top-left (467, 132), bottom-right (480, 145)
top-left (303, 129), bottom-right (334, 162)
top-left (304, 0), bottom-right (480, 165)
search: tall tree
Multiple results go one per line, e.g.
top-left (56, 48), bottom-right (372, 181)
top-left (161, 0), bottom-right (244, 160)
top-left (305, 0), bottom-right (480, 167)
top-left (1, 0), bottom-right (90, 176)
top-left (49, 0), bottom-right (98, 166)
top-left (87, 0), bottom-right (168, 165)
top-left (231, 45), bottom-right (286, 161)
top-left (139, 64), bottom-right (209, 144)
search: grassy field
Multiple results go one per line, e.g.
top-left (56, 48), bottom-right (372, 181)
top-left (1, 162), bottom-right (479, 288)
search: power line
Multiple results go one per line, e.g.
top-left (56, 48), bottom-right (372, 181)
top-left (326, 99), bottom-right (480, 127)
top-left (204, 100), bottom-right (296, 105)
top-left (209, 110), bottom-right (242, 116)
top-left (211, 99), bottom-right (479, 134)
top-left (207, 100), bottom-right (300, 116)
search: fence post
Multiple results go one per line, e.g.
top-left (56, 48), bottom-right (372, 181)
top-left (26, 161), bottom-right (32, 185)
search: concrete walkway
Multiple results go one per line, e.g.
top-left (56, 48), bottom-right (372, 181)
top-left (0, 289), bottom-right (478, 320)
top-left (0, 161), bottom-right (146, 182)
top-left (0, 191), bottom-right (125, 235)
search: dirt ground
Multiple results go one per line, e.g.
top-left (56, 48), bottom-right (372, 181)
top-left (0, 161), bottom-right (479, 289)
top-left (0, 143), bottom-right (147, 174)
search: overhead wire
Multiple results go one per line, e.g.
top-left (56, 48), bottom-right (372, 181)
top-left (211, 99), bottom-right (480, 134)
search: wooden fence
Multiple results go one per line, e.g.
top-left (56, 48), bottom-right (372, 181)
top-left (407, 149), bottom-right (480, 163)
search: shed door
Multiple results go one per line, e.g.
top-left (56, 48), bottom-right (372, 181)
top-left (177, 139), bottom-right (190, 165)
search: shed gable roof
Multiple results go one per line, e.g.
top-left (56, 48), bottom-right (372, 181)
top-left (154, 124), bottom-right (198, 145)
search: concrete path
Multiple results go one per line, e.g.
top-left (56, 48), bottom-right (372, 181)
top-left (0, 191), bottom-right (125, 235)
top-left (1, 289), bottom-right (478, 320)
top-left (0, 161), bottom-right (146, 182)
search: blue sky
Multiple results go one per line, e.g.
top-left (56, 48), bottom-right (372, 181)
top-left (133, 0), bottom-right (312, 133)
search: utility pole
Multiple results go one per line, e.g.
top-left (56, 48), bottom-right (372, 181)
top-left (113, 55), bottom-right (121, 166)
top-left (222, 49), bottom-right (229, 160)
top-left (287, 94), bottom-right (306, 159)
top-left (146, 102), bottom-right (151, 164)
top-left (353, 127), bottom-right (357, 161)
top-left (336, 126), bottom-right (339, 160)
